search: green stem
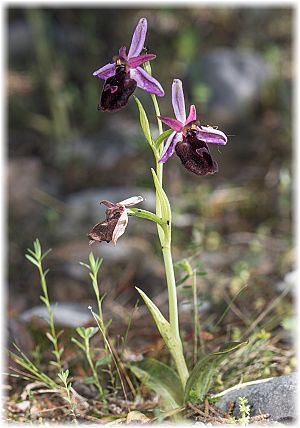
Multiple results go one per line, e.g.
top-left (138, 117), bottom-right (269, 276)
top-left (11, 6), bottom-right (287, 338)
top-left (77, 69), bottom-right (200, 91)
top-left (127, 208), bottom-right (164, 228)
top-left (150, 93), bottom-right (189, 387)
top-left (161, 246), bottom-right (179, 342)
top-left (38, 264), bottom-right (62, 370)
top-left (151, 94), bottom-right (163, 143)
top-left (91, 275), bottom-right (115, 390)
top-left (192, 271), bottom-right (198, 365)
top-left (85, 338), bottom-right (105, 400)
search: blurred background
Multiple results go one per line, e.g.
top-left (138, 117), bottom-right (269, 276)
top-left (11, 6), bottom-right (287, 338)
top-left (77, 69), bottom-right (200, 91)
top-left (7, 7), bottom-right (295, 378)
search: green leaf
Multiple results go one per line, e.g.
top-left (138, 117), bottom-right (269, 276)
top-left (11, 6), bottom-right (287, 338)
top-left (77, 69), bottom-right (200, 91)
top-left (41, 248), bottom-right (52, 261)
top-left (79, 261), bottom-right (90, 270)
top-left (134, 96), bottom-right (153, 146)
top-left (95, 354), bottom-right (112, 368)
top-left (43, 268), bottom-right (50, 278)
top-left (76, 327), bottom-right (86, 338)
top-left (184, 341), bottom-right (247, 404)
top-left (135, 287), bottom-right (171, 344)
top-left (25, 254), bottom-right (40, 268)
top-left (85, 327), bottom-right (99, 339)
top-left (39, 296), bottom-right (48, 306)
top-left (84, 376), bottom-right (96, 385)
top-left (135, 286), bottom-right (187, 385)
top-left (196, 271), bottom-right (207, 276)
top-left (26, 248), bottom-right (36, 257)
top-left (71, 337), bottom-right (85, 352)
top-left (176, 274), bottom-right (190, 287)
top-left (130, 358), bottom-right (184, 410)
top-left (49, 360), bottom-right (61, 368)
top-left (154, 129), bottom-right (173, 149)
top-left (33, 239), bottom-right (42, 260)
top-left (58, 347), bottom-right (64, 357)
top-left (151, 168), bottom-right (171, 225)
top-left (46, 332), bottom-right (56, 344)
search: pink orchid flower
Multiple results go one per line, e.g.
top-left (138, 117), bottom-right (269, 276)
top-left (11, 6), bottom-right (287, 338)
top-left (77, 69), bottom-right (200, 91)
top-left (158, 79), bottom-right (227, 175)
top-left (93, 18), bottom-right (164, 112)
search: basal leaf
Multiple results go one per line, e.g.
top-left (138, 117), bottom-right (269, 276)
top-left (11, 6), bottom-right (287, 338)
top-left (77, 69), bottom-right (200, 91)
top-left (135, 287), bottom-right (171, 342)
top-left (135, 287), bottom-right (188, 388)
top-left (130, 358), bottom-right (184, 410)
top-left (184, 341), bottom-right (247, 403)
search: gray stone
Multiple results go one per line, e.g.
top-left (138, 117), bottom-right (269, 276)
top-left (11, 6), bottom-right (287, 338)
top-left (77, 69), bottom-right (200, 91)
top-left (191, 48), bottom-right (272, 123)
top-left (20, 303), bottom-right (93, 328)
top-left (214, 373), bottom-right (297, 423)
top-left (8, 157), bottom-right (42, 218)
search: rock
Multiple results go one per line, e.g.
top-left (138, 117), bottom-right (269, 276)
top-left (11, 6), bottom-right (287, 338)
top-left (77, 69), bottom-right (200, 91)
top-left (126, 411), bottom-right (150, 424)
top-left (20, 303), bottom-right (93, 328)
top-left (7, 157), bottom-right (42, 218)
top-left (62, 118), bottom-right (142, 190)
top-left (7, 318), bottom-right (35, 355)
top-left (190, 48), bottom-right (272, 123)
top-left (72, 381), bottom-right (98, 399)
top-left (214, 373), bottom-right (297, 423)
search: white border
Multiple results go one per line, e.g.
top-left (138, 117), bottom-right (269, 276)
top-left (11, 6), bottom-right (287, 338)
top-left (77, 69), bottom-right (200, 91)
top-left (1, 1), bottom-right (299, 427)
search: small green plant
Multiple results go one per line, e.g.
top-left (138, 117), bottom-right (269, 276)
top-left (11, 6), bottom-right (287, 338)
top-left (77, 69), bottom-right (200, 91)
top-left (10, 344), bottom-right (59, 390)
top-left (237, 396), bottom-right (250, 425)
top-left (25, 239), bottom-right (63, 370)
top-left (175, 257), bottom-right (207, 363)
top-left (57, 369), bottom-right (77, 422)
top-left (80, 252), bottom-right (115, 390)
top-left (79, 254), bottom-right (107, 337)
top-left (71, 327), bottom-right (107, 400)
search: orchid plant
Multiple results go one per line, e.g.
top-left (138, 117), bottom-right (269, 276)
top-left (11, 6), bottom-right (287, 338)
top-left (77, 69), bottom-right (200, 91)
top-left (89, 17), bottom-right (246, 408)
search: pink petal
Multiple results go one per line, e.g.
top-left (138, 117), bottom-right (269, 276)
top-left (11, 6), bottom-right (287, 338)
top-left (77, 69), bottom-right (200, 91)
top-left (185, 105), bottom-right (197, 124)
top-left (119, 46), bottom-right (127, 60)
top-left (112, 209), bottom-right (128, 245)
top-left (128, 54), bottom-right (156, 68)
top-left (128, 17), bottom-right (147, 59)
top-left (197, 126), bottom-right (228, 145)
top-left (130, 67), bottom-right (164, 96)
top-left (158, 116), bottom-right (183, 132)
top-left (118, 196), bottom-right (144, 207)
top-left (93, 62), bottom-right (116, 80)
top-left (172, 79), bottom-right (186, 123)
top-left (159, 131), bottom-right (182, 163)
